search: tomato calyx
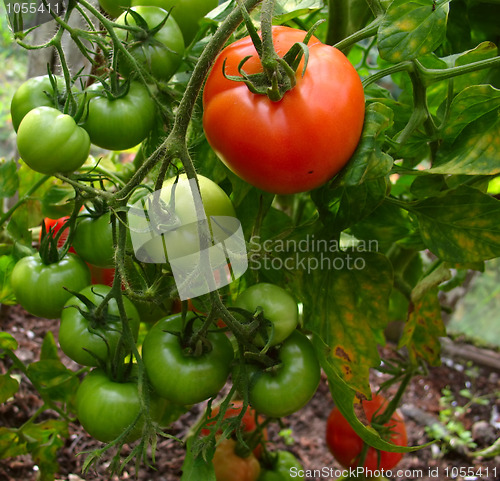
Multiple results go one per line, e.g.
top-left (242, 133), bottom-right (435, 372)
top-left (119, 8), bottom-right (176, 52)
top-left (229, 2), bottom-right (323, 101)
top-left (38, 219), bottom-right (69, 265)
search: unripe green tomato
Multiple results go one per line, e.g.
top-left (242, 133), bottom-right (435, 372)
top-left (98, 0), bottom-right (131, 18)
top-left (11, 253), bottom-right (91, 319)
top-left (234, 283), bottom-right (298, 347)
top-left (81, 82), bottom-right (156, 151)
top-left (115, 6), bottom-right (184, 82)
top-left (59, 284), bottom-right (141, 367)
top-left (76, 368), bottom-right (169, 443)
top-left (16, 106), bottom-right (90, 175)
top-left (72, 212), bottom-right (116, 268)
top-left (10, 75), bottom-right (66, 132)
top-left (132, 0), bottom-right (218, 44)
top-left (258, 451), bottom-right (304, 480)
top-left (247, 331), bottom-right (321, 418)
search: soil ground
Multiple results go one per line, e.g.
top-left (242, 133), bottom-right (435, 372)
top-left (0, 305), bottom-right (499, 481)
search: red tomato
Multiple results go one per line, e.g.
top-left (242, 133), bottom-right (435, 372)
top-left (87, 264), bottom-right (116, 287)
top-left (326, 394), bottom-right (407, 471)
top-left (40, 217), bottom-right (74, 253)
top-left (203, 26), bottom-right (365, 195)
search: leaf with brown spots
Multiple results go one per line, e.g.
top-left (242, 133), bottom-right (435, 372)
top-left (412, 185), bottom-right (500, 262)
top-left (432, 85), bottom-right (500, 176)
top-left (378, 0), bottom-right (450, 63)
top-left (399, 264), bottom-right (450, 365)
top-left (295, 250), bottom-right (393, 397)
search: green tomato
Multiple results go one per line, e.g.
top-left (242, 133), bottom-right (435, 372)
top-left (81, 82), bottom-right (156, 151)
top-left (72, 212), bottom-right (116, 268)
top-left (132, 0), bottom-right (218, 44)
top-left (16, 106), bottom-right (90, 175)
top-left (259, 451), bottom-right (305, 481)
top-left (76, 368), bottom-right (168, 443)
top-left (11, 253), bottom-right (91, 319)
top-left (129, 174), bottom-right (236, 263)
top-left (246, 331), bottom-right (321, 418)
top-left (10, 75), bottom-right (66, 132)
top-left (97, 0), bottom-right (131, 18)
top-left (116, 6), bottom-right (184, 82)
top-left (142, 312), bottom-right (234, 405)
top-left (59, 284), bottom-right (140, 366)
top-left (234, 283), bottom-right (298, 347)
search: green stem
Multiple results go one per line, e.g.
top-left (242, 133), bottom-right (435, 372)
top-left (0, 175), bottom-right (50, 228)
top-left (362, 60), bottom-right (413, 88)
top-left (259, 0), bottom-right (279, 74)
top-left (333, 16), bottom-right (381, 52)
top-left (415, 56), bottom-right (500, 85)
top-left (376, 368), bottom-right (414, 426)
top-left (365, 0), bottom-right (386, 17)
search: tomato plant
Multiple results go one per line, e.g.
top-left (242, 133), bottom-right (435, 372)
top-left (16, 106), bottom-right (91, 175)
top-left (142, 313), bottom-right (234, 405)
top-left (10, 253), bottom-right (91, 319)
top-left (245, 331), bottom-right (321, 418)
top-left (203, 26), bottom-right (365, 195)
top-left (234, 283), bottom-right (298, 346)
top-left (3, 0), bottom-right (500, 478)
top-left (115, 6), bottom-right (185, 82)
top-left (82, 82), bottom-right (157, 151)
top-left (59, 284), bottom-right (141, 366)
top-left (326, 394), bottom-right (408, 471)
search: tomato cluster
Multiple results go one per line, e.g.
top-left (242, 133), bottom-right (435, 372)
top-left (5, 1), bottom-right (371, 475)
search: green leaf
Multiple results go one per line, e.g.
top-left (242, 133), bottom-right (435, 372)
top-left (40, 332), bottom-right (60, 361)
top-left (41, 183), bottom-right (75, 219)
top-left (0, 332), bottom-right (18, 352)
top-left (23, 420), bottom-right (67, 481)
top-left (0, 255), bottom-right (17, 305)
top-left (0, 160), bottom-right (19, 198)
top-left (338, 103), bottom-right (394, 187)
top-left (453, 41), bottom-right (498, 94)
top-left (350, 201), bottom-right (412, 253)
top-left (298, 251), bottom-right (393, 396)
top-left (181, 437), bottom-right (216, 481)
top-left (273, 0), bottom-right (323, 23)
top-left (412, 186), bottom-right (500, 262)
top-left (378, 0), bottom-right (450, 63)
top-left (410, 174), bottom-right (447, 198)
top-left (0, 374), bottom-right (19, 403)
top-left (313, 177), bottom-right (388, 233)
top-left (27, 360), bottom-right (79, 403)
top-left (432, 85), bottom-right (500, 175)
top-left (0, 427), bottom-right (27, 459)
